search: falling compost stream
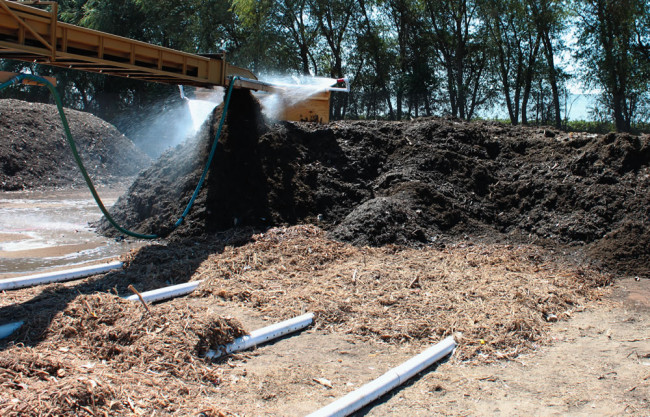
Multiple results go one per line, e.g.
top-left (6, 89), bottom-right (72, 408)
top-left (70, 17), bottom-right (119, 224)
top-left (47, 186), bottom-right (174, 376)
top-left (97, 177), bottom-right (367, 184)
top-left (0, 188), bottom-right (143, 277)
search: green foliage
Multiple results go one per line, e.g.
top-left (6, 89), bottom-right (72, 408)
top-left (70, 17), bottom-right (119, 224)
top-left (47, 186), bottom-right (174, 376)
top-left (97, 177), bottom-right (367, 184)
top-left (575, 0), bottom-right (650, 132)
top-left (2, 0), bottom-right (647, 129)
top-left (565, 119), bottom-right (616, 133)
top-left (230, 0), bottom-right (298, 72)
top-left (80, 0), bottom-right (146, 38)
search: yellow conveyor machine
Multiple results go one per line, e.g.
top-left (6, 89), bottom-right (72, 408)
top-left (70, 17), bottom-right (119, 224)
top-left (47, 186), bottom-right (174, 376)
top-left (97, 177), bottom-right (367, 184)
top-left (0, 0), bottom-right (338, 122)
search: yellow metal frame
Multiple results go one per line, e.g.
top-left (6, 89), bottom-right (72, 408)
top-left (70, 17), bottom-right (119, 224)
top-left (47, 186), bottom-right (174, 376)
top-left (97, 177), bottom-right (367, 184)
top-left (232, 77), bottom-right (331, 123)
top-left (0, 0), bottom-right (255, 87)
top-left (0, 0), bottom-right (334, 123)
top-left (279, 90), bottom-right (331, 123)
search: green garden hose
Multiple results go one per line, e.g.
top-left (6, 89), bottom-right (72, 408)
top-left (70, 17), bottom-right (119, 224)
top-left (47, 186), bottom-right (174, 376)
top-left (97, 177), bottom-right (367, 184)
top-left (175, 75), bottom-right (238, 227)
top-left (0, 73), bottom-right (237, 239)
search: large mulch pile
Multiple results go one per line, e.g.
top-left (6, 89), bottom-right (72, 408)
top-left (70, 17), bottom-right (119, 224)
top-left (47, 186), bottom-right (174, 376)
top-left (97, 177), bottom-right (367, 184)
top-left (0, 293), bottom-right (245, 416)
top-left (0, 224), bottom-right (612, 415)
top-left (195, 225), bottom-right (610, 361)
top-left (99, 91), bottom-right (650, 277)
top-left (0, 99), bottom-right (151, 190)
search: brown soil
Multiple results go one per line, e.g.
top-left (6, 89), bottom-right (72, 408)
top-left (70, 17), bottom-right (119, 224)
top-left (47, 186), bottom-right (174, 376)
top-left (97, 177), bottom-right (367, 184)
top-left (0, 99), bottom-right (151, 190)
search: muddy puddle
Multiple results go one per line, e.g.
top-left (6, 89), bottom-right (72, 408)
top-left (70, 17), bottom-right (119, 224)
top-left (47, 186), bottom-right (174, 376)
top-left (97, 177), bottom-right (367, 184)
top-left (0, 188), bottom-right (144, 277)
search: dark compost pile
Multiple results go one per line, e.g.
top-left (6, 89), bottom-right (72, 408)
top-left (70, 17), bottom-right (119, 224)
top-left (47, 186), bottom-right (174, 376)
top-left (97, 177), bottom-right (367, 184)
top-left (99, 91), bottom-right (650, 276)
top-left (0, 99), bottom-right (151, 190)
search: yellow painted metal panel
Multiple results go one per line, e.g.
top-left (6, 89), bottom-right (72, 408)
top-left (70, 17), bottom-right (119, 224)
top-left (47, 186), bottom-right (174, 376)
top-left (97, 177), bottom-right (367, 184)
top-left (0, 0), bottom-right (226, 87)
top-left (278, 91), bottom-right (331, 123)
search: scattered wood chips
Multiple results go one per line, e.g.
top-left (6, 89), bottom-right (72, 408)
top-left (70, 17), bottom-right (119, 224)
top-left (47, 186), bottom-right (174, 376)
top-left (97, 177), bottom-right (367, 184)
top-left (198, 225), bottom-right (611, 361)
top-left (1, 294), bottom-right (244, 416)
top-left (1, 225), bottom-right (612, 415)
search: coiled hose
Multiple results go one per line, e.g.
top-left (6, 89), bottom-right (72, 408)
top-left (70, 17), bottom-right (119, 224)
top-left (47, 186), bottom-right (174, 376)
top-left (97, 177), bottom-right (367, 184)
top-left (0, 73), bottom-right (238, 239)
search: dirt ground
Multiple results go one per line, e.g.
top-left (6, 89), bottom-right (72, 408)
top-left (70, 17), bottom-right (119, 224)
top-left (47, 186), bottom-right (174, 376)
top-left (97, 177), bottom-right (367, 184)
top-left (189, 277), bottom-right (650, 417)
top-left (0, 99), bottom-right (151, 190)
top-left (0, 228), bottom-right (648, 416)
top-left (1, 94), bottom-right (649, 415)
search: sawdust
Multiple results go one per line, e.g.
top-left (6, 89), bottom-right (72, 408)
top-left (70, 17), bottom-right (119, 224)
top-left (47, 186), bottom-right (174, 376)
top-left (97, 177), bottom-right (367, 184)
top-left (196, 225), bottom-right (611, 361)
top-left (0, 224), bottom-right (614, 415)
top-left (1, 294), bottom-right (245, 416)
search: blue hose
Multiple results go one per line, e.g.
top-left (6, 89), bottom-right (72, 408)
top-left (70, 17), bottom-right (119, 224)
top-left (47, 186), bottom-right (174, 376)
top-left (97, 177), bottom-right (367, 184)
top-left (175, 76), bottom-right (238, 227)
top-left (0, 73), bottom-right (238, 239)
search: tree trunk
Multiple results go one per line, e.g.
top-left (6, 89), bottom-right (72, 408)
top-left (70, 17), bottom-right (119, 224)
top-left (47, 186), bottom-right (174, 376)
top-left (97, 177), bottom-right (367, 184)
top-left (300, 45), bottom-right (310, 75)
top-left (521, 36), bottom-right (540, 125)
top-left (541, 32), bottom-right (561, 128)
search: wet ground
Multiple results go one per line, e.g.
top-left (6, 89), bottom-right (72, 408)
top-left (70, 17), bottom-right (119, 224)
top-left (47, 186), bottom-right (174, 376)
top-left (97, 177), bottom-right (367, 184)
top-left (0, 187), bottom-right (143, 277)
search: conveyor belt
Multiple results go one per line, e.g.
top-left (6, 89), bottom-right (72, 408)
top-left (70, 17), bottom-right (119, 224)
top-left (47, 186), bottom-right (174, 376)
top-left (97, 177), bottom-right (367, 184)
top-left (0, 0), bottom-right (255, 87)
top-left (0, 1), bottom-right (335, 122)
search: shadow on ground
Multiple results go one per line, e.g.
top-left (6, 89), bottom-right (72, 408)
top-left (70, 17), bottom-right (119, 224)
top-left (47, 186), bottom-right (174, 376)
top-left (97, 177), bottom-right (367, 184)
top-left (0, 227), bottom-right (255, 349)
top-left (349, 354), bottom-right (453, 417)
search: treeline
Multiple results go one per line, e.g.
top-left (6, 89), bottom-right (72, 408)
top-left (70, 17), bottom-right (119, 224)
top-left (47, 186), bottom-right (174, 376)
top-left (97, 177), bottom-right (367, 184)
top-left (1, 0), bottom-right (649, 132)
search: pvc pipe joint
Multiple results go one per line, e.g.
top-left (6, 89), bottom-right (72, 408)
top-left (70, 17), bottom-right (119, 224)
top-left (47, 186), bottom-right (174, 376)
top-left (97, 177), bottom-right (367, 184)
top-left (206, 312), bottom-right (314, 359)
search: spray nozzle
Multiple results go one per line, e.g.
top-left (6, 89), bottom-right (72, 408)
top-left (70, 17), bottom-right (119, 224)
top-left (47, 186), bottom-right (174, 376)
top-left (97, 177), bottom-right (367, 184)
top-left (329, 77), bottom-right (350, 92)
top-left (178, 85), bottom-right (187, 100)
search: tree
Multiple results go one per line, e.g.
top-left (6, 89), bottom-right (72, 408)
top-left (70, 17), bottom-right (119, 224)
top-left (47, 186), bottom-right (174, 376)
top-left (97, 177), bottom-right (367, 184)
top-left (278, 0), bottom-right (321, 75)
top-left (230, 0), bottom-right (324, 75)
top-left (576, 0), bottom-right (650, 131)
top-left (134, 0), bottom-right (200, 50)
top-left (312, 0), bottom-right (357, 119)
top-left (482, 0), bottom-right (541, 125)
top-left (230, 0), bottom-right (296, 73)
top-left (354, 0), bottom-right (396, 119)
top-left (385, 0), bottom-right (436, 119)
top-left (528, 0), bottom-right (566, 129)
top-left (387, 0), bottom-right (411, 119)
top-left (422, 0), bottom-right (497, 120)
top-left (79, 0), bottom-right (146, 39)
top-left (402, 18), bottom-right (438, 117)
top-left (190, 0), bottom-right (239, 54)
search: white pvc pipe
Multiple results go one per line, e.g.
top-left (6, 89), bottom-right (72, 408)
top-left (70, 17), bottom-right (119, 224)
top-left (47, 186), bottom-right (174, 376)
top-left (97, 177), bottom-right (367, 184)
top-left (0, 280), bottom-right (204, 340)
top-left (123, 280), bottom-right (203, 303)
top-left (206, 312), bottom-right (314, 359)
top-left (0, 260), bottom-right (123, 291)
top-left (306, 336), bottom-right (456, 417)
top-left (0, 321), bottom-right (24, 339)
